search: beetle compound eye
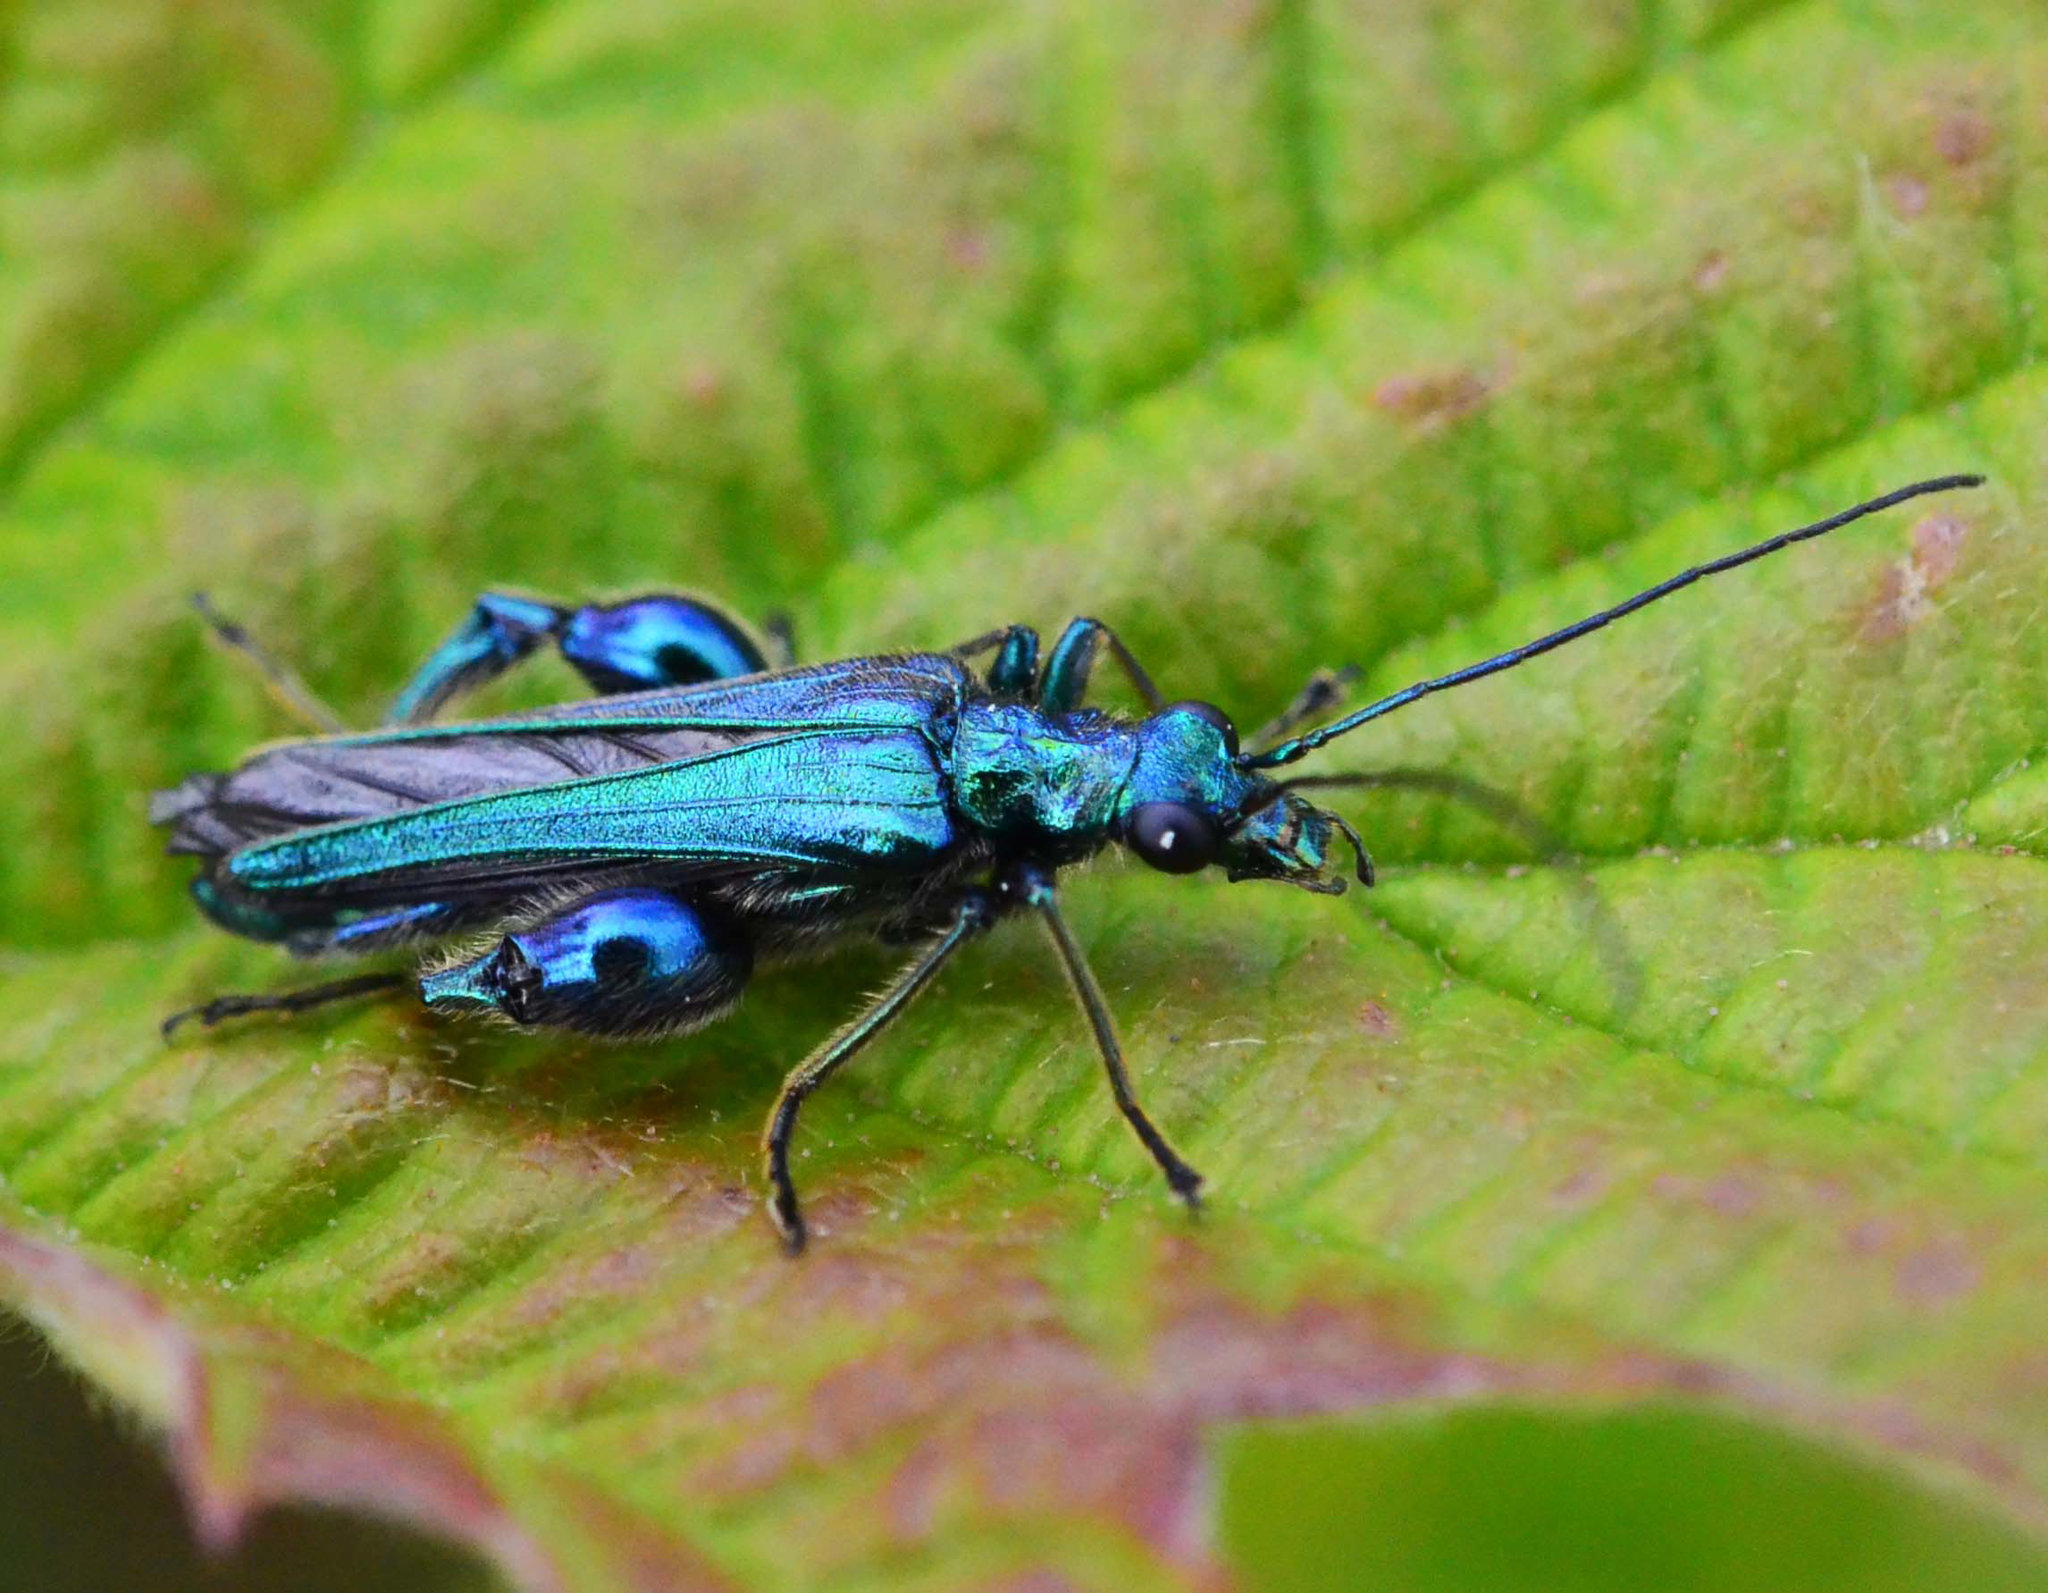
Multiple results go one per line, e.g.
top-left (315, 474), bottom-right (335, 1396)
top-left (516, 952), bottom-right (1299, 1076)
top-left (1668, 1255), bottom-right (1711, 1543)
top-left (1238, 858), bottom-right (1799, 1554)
top-left (1128, 801), bottom-right (1219, 874)
top-left (1161, 699), bottom-right (1238, 757)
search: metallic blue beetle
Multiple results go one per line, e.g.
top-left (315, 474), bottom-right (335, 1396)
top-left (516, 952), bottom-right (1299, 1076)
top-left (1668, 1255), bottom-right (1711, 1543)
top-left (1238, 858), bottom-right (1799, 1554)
top-left (154, 478), bottom-right (1979, 1251)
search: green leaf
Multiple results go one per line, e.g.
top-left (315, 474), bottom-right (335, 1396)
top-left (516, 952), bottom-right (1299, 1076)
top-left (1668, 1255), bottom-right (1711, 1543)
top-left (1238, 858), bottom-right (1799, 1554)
top-left (1218, 1403), bottom-right (2048, 1591)
top-left (5, 0), bottom-right (2048, 1586)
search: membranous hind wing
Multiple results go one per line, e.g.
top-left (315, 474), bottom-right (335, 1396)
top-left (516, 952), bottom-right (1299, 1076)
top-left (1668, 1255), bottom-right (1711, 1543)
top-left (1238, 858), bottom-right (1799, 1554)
top-left (155, 653), bottom-right (967, 864)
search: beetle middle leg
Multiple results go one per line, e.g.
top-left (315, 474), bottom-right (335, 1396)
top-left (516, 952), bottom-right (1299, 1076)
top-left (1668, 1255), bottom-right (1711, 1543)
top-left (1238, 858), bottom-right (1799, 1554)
top-left (191, 592), bottom-right (348, 734)
top-left (762, 888), bottom-right (998, 1254)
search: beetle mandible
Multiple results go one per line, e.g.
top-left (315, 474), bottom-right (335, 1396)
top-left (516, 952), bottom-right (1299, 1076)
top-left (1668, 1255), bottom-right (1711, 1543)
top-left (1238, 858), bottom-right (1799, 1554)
top-left (153, 475), bottom-right (1982, 1251)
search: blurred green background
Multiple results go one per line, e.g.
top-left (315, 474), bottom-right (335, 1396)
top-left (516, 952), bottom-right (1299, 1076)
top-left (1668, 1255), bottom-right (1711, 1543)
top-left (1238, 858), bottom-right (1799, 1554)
top-left (0, 1328), bottom-right (491, 1591)
top-left (6, 0), bottom-right (2048, 1587)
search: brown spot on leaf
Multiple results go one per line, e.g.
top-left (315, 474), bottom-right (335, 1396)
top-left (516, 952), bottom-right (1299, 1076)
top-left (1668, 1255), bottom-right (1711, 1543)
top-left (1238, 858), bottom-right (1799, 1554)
top-left (1357, 999), bottom-right (1399, 1038)
top-left (1863, 512), bottom-right (1970, 641)
top-left (1693, 250), bottom-right (1731, 293)
top-left (1650, 1171), bottom-right (1767, 1221)
top-left (1897, 1238), bottom-right (1983, 1308)
top-left (1912, 512), bottom-right (1969, 584)
top-left (1997, 1349), bottom-right (2048, 1399)
top-left (1703, 1176), bottom-right (1764, 1220)
top-left (1881, 172), bottom-right (1928, 220)
top-left (982, 1573), bottom-right (1087, 1593)
top-left (1369, 365), bottom-right (1493, 430)
top-left (680, 362), bottom-right (727, 410)
top-left (1934, 109), bottom-right (1995, 168)
top-left (946, 227), bottom-right (993, 272)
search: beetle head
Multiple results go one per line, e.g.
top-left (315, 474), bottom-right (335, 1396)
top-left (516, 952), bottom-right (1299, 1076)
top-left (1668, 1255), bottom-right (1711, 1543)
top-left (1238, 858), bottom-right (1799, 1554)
top-left (1119, 702), bottom-right (1365, 892)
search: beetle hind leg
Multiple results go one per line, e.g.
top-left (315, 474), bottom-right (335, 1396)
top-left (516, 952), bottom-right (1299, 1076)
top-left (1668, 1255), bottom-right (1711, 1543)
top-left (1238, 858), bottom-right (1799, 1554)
top-left (162, 972), bottom-right (408, 1040)
top-left (391, 591), bottom-right (779, 724)
top-left (421, 888), bottom-right (753, 1039)
top-left (185, 587), bottom-right (782, 732)
top-left (762, 889), bottom-right (997, 1254)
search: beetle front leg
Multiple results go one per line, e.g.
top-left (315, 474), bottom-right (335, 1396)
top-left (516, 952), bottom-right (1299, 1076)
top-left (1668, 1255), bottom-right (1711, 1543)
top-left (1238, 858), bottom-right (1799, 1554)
top-left (946, 624), bottom-right (1040, 697)
top-left (389, 591), bottom-right (778, 724)
top-left (1038, 618), bottom-right (1165, 714)
top-left (1248, 665), bottom-right (1361, 753)
top-left (1003, 861), bottom-right (1204, 1208)
top-left (763, 889), bottom-right (997, 1254)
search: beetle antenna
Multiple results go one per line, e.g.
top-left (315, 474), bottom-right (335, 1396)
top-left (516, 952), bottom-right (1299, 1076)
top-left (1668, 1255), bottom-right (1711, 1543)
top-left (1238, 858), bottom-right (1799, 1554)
top-left (1242, 474), bottom-right (1986, 770)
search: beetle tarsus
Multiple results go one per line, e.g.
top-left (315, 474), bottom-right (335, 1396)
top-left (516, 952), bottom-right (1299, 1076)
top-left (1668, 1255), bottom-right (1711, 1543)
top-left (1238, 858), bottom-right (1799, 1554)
top-left (769, 1182), bottom-right (808, 1257)
top-left (160, 972), bottom-right (406, 1041)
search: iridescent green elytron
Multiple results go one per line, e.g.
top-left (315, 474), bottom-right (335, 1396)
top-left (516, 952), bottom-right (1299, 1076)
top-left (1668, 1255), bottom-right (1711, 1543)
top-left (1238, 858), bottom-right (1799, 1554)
top-left (153, 478), bottom-right (1981, 1252)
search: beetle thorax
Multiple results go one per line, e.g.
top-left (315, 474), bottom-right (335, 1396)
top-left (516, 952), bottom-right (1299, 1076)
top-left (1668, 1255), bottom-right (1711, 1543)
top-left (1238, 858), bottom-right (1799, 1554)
top-left (949, 702), bottom-right (1137, 855)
